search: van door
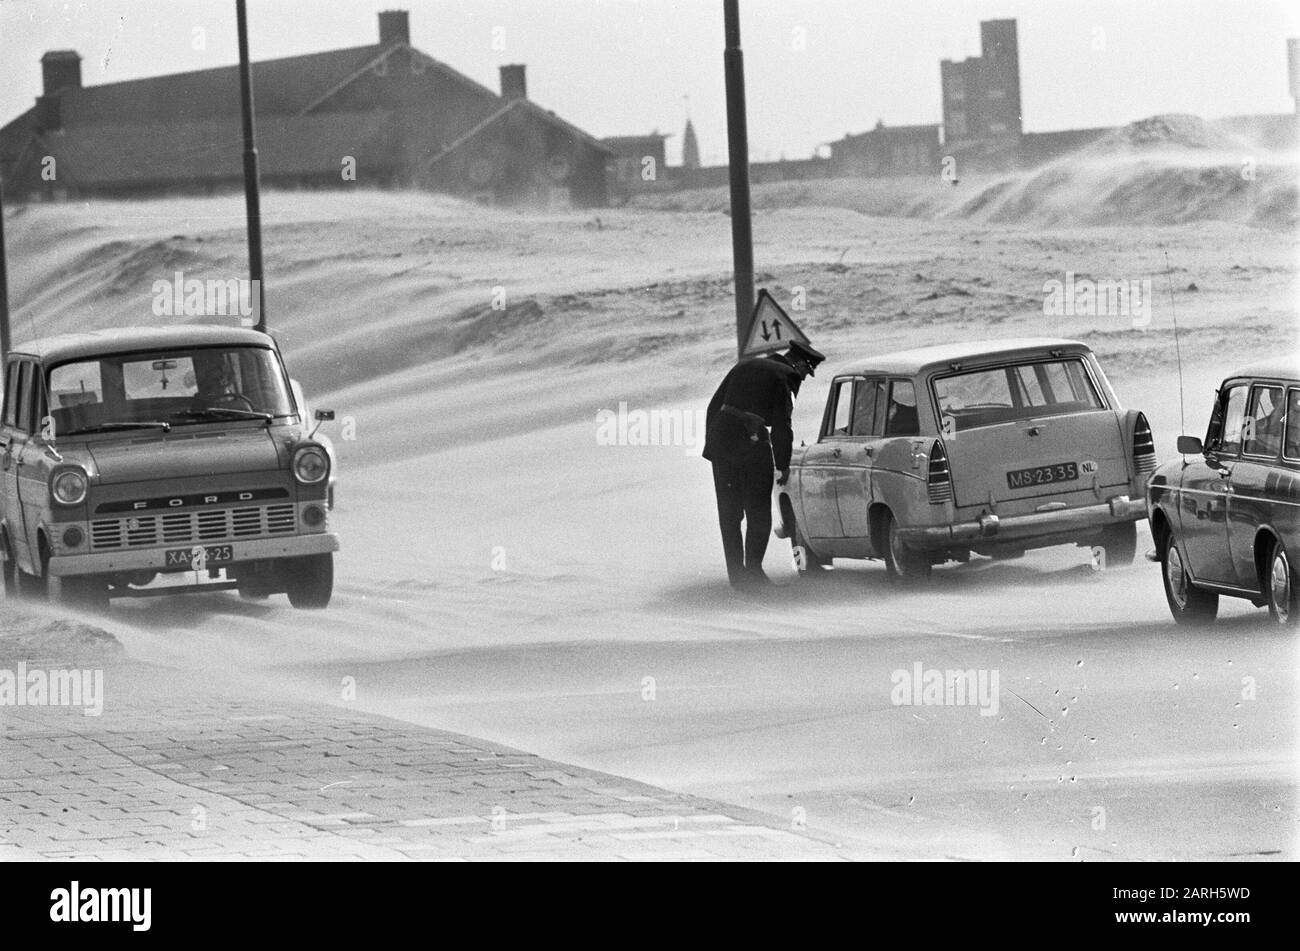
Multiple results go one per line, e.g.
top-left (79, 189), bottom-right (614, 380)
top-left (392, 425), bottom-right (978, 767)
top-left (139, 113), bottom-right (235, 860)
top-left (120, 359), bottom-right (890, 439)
top-left (1, 359), bottom-right (36, 571)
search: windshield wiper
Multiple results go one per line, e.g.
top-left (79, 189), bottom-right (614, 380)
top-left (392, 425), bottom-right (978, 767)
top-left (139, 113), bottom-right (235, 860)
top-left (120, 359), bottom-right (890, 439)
top-left (171, 407), bottom-right (273, 424)
top-left (64, 421), bottom-right (173, 435)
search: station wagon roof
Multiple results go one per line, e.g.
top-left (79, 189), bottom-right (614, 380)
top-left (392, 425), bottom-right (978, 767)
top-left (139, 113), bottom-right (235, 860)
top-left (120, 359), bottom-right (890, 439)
top-left (833, 337), bottom-right (1092, 378)
top-left (9, 325), bottom-right (277, 364)
top-left (1224, 356), bottom-right (1300, 384)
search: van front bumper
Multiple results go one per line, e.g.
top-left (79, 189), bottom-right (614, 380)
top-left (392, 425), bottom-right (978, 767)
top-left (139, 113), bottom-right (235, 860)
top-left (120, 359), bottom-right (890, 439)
top-left (48, 533), bottom-right (340, 576)
top-left (896, 496), bottom-right (1146, 548)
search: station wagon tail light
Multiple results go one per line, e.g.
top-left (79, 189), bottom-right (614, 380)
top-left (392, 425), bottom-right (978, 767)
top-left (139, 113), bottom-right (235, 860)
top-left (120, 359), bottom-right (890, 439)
top-left (1133, 413), bottom-right (1156, 479)
top-left (50, 468), bottom-right (89, 506)
top-left (293, 445), bottom-right (330, 485)
top-left (927, 439), bottom-right (953, 505)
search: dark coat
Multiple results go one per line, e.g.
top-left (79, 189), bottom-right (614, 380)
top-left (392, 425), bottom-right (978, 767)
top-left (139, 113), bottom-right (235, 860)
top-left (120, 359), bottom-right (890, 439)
top-left (703, 354), bottom-right (801, 469)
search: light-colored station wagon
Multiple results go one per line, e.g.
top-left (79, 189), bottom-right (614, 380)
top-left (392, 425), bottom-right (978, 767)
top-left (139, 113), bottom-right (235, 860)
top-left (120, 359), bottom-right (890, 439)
top-left (776, 338), bottom-right (1154, 580)
top-left (0, 326), bottom-right (338, 609)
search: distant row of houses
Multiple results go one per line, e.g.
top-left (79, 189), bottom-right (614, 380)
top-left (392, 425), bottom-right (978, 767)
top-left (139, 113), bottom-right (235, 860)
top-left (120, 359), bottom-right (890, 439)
top-left (1, 11), bottom-right (1296, 208)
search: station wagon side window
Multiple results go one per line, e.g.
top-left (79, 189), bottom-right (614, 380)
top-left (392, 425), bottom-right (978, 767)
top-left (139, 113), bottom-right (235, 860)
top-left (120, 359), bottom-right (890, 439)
top-left (1208, 384), bottom-right (1248, 456)
top-left (850, 378), bottom-right (885, 437)
top-left (825, 379), bottom-right (854, 438)
top-left (884, 380), bottom-right (920, 436)
top-left (1242, 384), bottom-right (1284, 459)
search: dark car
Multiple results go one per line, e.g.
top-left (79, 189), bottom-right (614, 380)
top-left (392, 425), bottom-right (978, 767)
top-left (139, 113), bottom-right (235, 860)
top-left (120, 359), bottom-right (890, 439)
top-left (1146, 357), bottom-right (1300, 626)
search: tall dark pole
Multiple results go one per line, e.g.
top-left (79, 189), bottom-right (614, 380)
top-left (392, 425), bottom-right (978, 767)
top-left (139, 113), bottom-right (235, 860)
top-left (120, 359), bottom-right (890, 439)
top-left (723, 0), bottom-right (755, 357)
top-left (0, 172), bottom-right (11, 360)
top-left (236, 0), bottom-right (267, 333)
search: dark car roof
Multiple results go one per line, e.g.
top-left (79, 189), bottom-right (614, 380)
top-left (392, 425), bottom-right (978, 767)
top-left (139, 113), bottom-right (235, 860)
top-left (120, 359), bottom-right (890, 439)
top-left (1224, 356), bottom-right (1300, 384)
top-left (835, 337), bottom-right (1092, 377)
top-left (10, 326), bottom-right (277, 364)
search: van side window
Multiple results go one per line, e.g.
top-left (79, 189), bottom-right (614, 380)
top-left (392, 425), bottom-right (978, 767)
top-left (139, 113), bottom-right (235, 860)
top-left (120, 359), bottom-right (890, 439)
top-left (885, 380), bottom-right (920, 436)
top-left (2, 361), bottom-right (19, 428)
top-left (12, 362), bottom-right (33, 435)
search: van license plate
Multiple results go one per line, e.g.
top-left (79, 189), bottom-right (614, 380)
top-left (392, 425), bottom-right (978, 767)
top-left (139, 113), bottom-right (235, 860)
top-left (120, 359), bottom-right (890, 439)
top-left (1006, 462), bottom-right (1079, 489)
top-left (165, 545), bottom-right (234, 568)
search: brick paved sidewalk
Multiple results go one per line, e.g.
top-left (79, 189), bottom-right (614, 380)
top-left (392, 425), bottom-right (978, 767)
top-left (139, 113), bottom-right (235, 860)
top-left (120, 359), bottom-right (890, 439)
top-left (0, 662), bottom-right (858, 861)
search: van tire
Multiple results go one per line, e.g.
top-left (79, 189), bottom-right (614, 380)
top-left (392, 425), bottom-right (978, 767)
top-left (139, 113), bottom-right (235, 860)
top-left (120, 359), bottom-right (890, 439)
top-left (59, 576), bottom-right (109, 612)
top-left (285, 553), bottom-right (333, 609)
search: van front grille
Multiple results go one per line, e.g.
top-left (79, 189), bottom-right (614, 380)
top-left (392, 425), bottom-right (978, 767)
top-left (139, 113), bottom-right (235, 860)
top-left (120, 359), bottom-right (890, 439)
top-left (90, 504), bottom-right (297, 550)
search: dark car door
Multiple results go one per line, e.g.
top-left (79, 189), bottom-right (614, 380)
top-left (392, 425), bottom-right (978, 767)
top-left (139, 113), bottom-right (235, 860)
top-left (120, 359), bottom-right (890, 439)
top-left (1179, 382), bottom-right (1245, 585)
top-left (1226, 382), bottom-right (1289, 589)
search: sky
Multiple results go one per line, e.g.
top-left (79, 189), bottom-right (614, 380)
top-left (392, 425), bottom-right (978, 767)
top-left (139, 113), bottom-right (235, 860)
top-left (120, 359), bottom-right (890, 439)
top-left (2, 0), bottom-right (1298, 165)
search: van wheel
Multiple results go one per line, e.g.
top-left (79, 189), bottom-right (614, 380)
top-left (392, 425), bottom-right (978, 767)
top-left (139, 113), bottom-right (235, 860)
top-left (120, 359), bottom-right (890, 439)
top-left (17, 541), bottom-right (50, 600)
top-left (884, 512), bottom-right (930, 582)
top-left (284, 553), bottom-right (333, 609)
top-left (1161, 530), bottom-right (1217, 625)
top-left (1097, 522), bottom-right (1137, 567)
top-left (1265, 540), bottom-right (1298, 627)
top-left (1, 535), bottom-right (16, 599)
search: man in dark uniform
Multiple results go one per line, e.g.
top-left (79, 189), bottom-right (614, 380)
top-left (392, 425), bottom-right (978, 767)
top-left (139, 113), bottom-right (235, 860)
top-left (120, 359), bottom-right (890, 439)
top-left (703, 341), bottom-right (825, 587)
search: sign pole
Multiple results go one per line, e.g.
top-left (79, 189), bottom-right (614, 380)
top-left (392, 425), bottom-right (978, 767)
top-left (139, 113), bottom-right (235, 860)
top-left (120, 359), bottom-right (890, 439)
top-left (723, 0), bottom-right (755, 357)
top-left (236, 0), bottom-right (267, 334)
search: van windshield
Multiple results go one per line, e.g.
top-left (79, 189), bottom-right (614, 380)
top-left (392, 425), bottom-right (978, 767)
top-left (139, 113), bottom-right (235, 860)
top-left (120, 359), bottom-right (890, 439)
top-left (47, 346), bottom-right (296, 436)
top-left (934, 358), bottom-right (1105, 432)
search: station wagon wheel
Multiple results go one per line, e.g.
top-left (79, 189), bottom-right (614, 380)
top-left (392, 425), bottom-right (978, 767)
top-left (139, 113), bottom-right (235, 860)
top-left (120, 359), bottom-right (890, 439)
top-left (793, 522), bottom-right (828, 573)
top-left (1160, 530), bottom-right (1217, 626)
top-left (883, 511), bottom-right (930, 582)
top-left (1266, 540), bottom-right (1298, 627)
top-left (1098, 521), bottom-right (1137, 567)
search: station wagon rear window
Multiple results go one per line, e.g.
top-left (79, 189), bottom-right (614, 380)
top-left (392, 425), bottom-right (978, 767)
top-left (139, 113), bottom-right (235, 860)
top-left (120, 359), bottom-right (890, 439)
top-left (46, 345), bottom-right (295, 436)
top-left (933, 358), bottom-right (1104, 432)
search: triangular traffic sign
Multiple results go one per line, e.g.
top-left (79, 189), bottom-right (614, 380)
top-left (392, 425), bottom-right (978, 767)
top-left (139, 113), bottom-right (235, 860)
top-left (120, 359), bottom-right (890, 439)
top-left (742, 288), bottom-right (811, 357)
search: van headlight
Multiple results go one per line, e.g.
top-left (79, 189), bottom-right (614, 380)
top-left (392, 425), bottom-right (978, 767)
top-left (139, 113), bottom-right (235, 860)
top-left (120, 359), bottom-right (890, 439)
top-left (51, 468), bottom-right (89, 505)
top-left (293, 446), bottom-right (330, 485)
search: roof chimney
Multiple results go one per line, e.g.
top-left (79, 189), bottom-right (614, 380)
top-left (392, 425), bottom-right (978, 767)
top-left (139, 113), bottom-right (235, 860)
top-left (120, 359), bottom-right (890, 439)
top-left (499, 64), bottom-right (527, 100)
top-left (378, 10), bottom-right (410, 47)
top-left (40, 50), bottom-right (82, 96)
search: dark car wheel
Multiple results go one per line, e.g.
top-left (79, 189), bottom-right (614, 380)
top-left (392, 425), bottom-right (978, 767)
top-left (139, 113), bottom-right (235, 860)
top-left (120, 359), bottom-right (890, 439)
top-left (1161, 530), bottom-right (1217, 625)
top-left (884, 512), bottom-right (930, 582)
top-left (1097, 521), bottom-right (1137, 567)
top-left (1265, 540), bottom-right (1298, 627)
top-left (285, 553), bottom-right (333, 609)
top-left (1, 535), bottom-right (16, 599)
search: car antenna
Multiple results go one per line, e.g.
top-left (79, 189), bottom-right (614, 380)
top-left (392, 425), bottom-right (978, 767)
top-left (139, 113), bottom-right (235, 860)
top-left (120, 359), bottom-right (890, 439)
top-left (1162, 249), bottom-right (1187, 437)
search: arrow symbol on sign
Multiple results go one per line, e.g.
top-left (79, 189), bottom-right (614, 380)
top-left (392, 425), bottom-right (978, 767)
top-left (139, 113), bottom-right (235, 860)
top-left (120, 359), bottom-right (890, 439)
top-left (761, 321), bottom-right (771, 341)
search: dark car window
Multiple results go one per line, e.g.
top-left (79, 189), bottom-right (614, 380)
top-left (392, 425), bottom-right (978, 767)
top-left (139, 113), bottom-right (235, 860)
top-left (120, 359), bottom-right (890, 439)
top-left (1286, 389), bottom-right (1300, 460)
top-left (885, 380), bottom-right (920, 436)
top-left (825, 379), bottom-right (852, 437)
top-left (1210, 384), bottom-right (1248, 455)
top-left (851, 379), bottom-right (884, 437)
top-left (1243, 385), bottom-right (1284, 458)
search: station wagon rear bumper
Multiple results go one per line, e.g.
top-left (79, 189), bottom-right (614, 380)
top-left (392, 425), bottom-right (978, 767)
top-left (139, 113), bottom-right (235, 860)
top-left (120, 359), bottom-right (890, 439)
top-left (896, 496), bottom-right (1145, 548)
top-left (47, 533), bottom-right (340, 576)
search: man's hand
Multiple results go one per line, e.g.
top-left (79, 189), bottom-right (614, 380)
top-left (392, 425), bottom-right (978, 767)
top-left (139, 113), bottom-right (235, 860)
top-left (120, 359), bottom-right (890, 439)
top-left (776, 469), bottom-right (789, 486)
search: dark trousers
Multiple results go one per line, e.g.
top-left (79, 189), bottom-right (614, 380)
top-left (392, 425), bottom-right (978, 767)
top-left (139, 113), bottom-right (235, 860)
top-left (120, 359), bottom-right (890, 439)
top-left (711, 458), bottom-right (774, 583)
